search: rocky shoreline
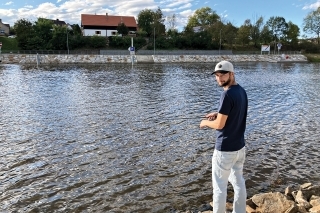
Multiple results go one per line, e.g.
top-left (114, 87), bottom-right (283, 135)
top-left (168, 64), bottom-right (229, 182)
top-left (175, 182), bottom-right (320, 213)
top-left (0, 53), bottom-right (308, 64)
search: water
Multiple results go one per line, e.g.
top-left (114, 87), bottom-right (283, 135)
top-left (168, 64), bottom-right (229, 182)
top-left (1, 62), bottom-right (320, 212)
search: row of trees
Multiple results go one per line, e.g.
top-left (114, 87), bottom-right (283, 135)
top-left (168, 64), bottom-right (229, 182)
top-left (12, 6), bottom-right (320, 52)
top-left (14, 18), bottom-right (105, 50)
top-left (13, 17), bottom-right (148, 51)
top-left (132, 6), bottom-right (320, 52)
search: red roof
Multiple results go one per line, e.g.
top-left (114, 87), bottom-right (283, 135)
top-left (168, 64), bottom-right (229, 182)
top-left (81, 14), bottom-right (137, 28)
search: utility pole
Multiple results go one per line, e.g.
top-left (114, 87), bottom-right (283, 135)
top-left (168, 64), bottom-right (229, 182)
top-left (154, 27), bottom-right (155, 55)
top-left (66, 24), bottom-right (72, 55)
top-left (219, 29), bottom-right (222, 55)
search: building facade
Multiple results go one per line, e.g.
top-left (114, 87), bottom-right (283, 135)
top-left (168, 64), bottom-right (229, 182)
top-left (0, 19), bottom-right (10, 36)
top-left (81, 13), bottom-right (137, 37)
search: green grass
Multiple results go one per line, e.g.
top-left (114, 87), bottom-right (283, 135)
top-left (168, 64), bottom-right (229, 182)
top-left (303, 54), bottom-right (320, 62)
top-left (0, 36), bottom-right (19, 51)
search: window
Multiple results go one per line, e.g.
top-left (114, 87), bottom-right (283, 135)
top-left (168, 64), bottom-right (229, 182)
top-left (112, 31), bottom-right (116, 35)
top-left (95, 31), bottom-right (101, 35)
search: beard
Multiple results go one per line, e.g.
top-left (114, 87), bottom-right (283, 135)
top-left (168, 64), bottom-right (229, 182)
top-left (218, 77), bottom-right (231, 87)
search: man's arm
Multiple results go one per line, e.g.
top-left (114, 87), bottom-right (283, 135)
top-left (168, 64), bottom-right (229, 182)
top-left (199, 113), bottom-right (228, 130)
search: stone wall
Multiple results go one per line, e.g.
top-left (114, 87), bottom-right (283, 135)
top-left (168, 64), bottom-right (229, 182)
top-left (0, 53), bottom-right (308, 64)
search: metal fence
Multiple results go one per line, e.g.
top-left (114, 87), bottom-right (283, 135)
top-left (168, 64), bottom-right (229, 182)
top-left (0, 49), bottom-right (301, 55)
top-left (233, 50), bottom-right (302, 55)
top-left (0, 50), bottom-right (100, 55)
top-left (136, 50), bottom-right (233, 55)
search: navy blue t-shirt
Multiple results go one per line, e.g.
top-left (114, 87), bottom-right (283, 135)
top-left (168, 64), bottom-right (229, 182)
top-left (215, 84), bottom-right (248, 151)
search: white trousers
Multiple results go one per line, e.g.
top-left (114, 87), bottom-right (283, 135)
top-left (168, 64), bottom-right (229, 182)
top-left (212, 147), bottom-right (246, 213)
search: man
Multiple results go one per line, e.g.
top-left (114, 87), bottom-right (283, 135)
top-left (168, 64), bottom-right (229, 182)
top-left (200, 60), bottom-right (248, 213)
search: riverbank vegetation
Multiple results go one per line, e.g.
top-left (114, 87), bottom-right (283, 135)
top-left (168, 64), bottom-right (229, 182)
top-left (304, 54), bottom-right (320, 62)
top-left (2, 6), bottom-right (320, 56)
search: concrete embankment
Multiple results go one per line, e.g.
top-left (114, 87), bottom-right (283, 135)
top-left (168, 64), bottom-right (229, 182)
top-left (0, 53), bottom-right (308, 64)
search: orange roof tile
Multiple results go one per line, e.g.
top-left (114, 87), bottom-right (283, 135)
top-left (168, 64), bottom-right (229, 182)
top-left (81, 14), bottom-right (137, 28)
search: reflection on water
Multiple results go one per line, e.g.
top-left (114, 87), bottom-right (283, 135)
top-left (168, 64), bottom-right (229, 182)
top-left (0, 62), bottom-right (320, 212)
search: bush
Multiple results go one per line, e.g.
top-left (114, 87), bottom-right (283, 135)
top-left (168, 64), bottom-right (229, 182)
top-left (155, 36), bottom-right (171, 49)
top-left (0, 37), bottom-right (19, 50)
top-left (109, 36), bottom-right (147, 49)
top-left (109, 36), bottom-right (131, 48)
top-left (298, 41), bottom-right (320, 53)
top-left (89, 36), bottom-right (107, 48)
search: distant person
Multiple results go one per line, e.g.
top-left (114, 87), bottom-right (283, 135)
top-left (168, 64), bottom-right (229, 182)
top-left (200, 60), bottom-right (248, 213)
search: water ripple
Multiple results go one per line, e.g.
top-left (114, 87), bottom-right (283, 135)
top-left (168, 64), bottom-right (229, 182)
top-left (1, 62), bottom-right (320, 212)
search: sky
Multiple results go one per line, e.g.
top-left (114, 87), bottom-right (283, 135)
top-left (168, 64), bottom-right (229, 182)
top-left (1, 0), bottom-right (320, 36)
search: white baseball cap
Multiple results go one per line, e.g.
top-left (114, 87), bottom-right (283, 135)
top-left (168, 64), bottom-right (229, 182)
top-left (212, 60), bottom-right (234, 75)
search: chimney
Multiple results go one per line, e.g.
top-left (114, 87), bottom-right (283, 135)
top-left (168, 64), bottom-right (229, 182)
top-left (106, 13), bottom-right (108, 17)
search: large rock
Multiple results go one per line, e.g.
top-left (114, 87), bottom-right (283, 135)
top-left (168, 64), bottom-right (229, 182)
top-left (310, 195), bottom-right (320, 207)
top-left (251, 192), bottom-right (295, 213)
top-left (296, 190), bottom-right (312, 209)
top-left (309, 205), bottom-right (320, 213)
top-left (301, 185), bottom-right (320, 200)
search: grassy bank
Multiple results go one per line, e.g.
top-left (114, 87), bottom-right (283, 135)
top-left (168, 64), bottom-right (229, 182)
top-left (0, 37), bottom-right (19, 51)
top-left (303, 53), bottom-right (320, 62)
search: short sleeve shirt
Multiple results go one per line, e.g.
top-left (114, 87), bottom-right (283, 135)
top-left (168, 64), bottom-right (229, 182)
top-left (215, 84), bottom-right (248, 151)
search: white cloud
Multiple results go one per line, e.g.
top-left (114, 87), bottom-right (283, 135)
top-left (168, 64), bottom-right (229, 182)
top-left (24, 5), bottom-right (33, 9)
top-left (302, 1), bottom-right (320, 10)
top-left (0, 0), bottom-right (199, 31)
top-left (165, 1), bottom-right (190, 8)
top-left (5, 1), bottom-right (13, 5)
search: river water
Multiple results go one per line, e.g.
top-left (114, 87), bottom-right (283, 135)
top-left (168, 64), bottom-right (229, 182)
top-left (1, 62), bottom-right (320, 212)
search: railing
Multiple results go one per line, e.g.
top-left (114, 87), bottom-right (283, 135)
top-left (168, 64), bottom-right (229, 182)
top-left (0, 50), bottom-right (100, 55)
top-left (0, 49), bottom-right (302, 55)
top-left (233, 50), bottom-right (302, 55)
top-left (136, 50), bottom-right (233, 55)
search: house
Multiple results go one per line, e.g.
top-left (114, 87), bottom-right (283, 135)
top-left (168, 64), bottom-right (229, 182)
top-left (49, 19), bottom-right (67, 26)
top-left (193, 26), bottom-right (203, 33)
top-left (0, 19), bottom-right (10, 36)
top-left (81, 13), bottom-right (138, 37)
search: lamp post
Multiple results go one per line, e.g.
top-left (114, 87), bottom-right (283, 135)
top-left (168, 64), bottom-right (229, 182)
top-left (274, 35), bottom-right (276, 55)
top-left (153, 27), bottom-right (155, 55)
top-left (66, 29), bottom-right (69, 55)
top-left (66, 25), bottom-right (72, 55)
top-left (219, 29), bottom-right (222, 55)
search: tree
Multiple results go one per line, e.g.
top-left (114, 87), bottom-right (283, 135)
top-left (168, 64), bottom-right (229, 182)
top-left (137, 9), bottom-right (155, 37)
top-left (303, 7), bottom-right (320, 44)
top-left (137, 7), bottom-right (165, 39)
top-left (186, 7), bottom-right (220, 29)
top-left (33, 18), bottom-right (55, 49)
top-left (206, 20), bottom-right (224, 49)
top-left (265, 16), bottom-right (288, 41)
top-left (260, 25), bottom-right (273, 44)
top-left (14, 18), bottom-right (34, 50)
top-left (250, 15), bottom-right (264, 47)
top-left (49, 25), bottom-right (67, 50)
top-left (117, 22), bottom-right (129, 36)
top-left (286, 21), bottom-right (300, 45)
top-left (71, 24), bottom-right (82, 36)
top-left (223, 22), bottom-right (238, 48)
top-left (153, 7), bottom-right (166, 37)
top-left (265, 16), bottom-right (288, 53)
top-left (237, 20), bottom-right (251, 46)
top-left (167, 14), bottom-right (177, 31)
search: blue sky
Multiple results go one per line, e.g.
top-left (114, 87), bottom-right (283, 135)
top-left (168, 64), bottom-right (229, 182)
top-left (1, 0), bottom-right (319, 36)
